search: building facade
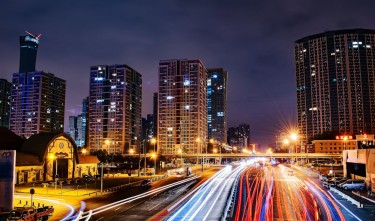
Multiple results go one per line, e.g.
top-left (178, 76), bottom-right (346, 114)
top-left (295, 29), bottom-right (375, 141)
top-left (68, 97), bottom-right (88, 147)
top-left (227, 124), bottom-right (250, 151)
top-left (19, 33), bottom-right (41, 73)
top-left (158, 59), bottom-right (208, 155)
top-left (152, 92), bottom-right (158, 137)
top-left (207, 68), bottom-right (228, 144)
top-left (10, 71), bottom-right (66, 138)
top-left (0, 79), bottom-right (11, 128)
top-left (88, 65), bottom-right (142, 154)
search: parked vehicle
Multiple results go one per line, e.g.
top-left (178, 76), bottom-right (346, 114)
top-left (82, 174), bottom-right (95, 181)
top-left (7, 206), bottom-right (54, 221)
top-left (338, 179), bottom-right (365, 190)
top-left (319, 174), bottom-right (333, 181)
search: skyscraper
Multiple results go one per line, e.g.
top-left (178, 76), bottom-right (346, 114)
top-left (207, 68), bottom-right (228, 144)
top-left (88, 64), bottom-right (142, 154)
top-left (19, 33), bottom-right (41, 73)
top-left (68, 97), bottom-right (88, 147)
top-left (227, 124), bottom-right (250, 151)
top-left (295, 29), bottom-right (375, 140)
top-left (10, 71), bottom-right (66, 138)
top-left (152, 92), bottom-right (158, 137)
top-left (81, 97), bottom-right (88, 146)
top-left (69, 116), bottom-right (78, 141)
top-left (158, 59), bottom-right (208, 155)
top-left (0, 79), bottom-right (11, 128)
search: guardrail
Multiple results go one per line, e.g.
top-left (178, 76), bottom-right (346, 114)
top-left (221, 171), bottom-right (241, 220)
top-left (330, 187), bottom-right (363, 208)
top-left (89, 174), bottom-right (169, 195)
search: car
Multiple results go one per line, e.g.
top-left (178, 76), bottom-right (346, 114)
top-left (338, 179), bottom-right (365, 190)
top-left (320, 174), bottom-right (333, 181)
top-left (82, 174), bottom-right (95, 181)
top-left (140, 179), bottom-right (152, 187)
top-left (323, 180), bottom-right (334, 188)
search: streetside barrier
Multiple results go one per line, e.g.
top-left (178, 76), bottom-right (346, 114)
top-left (89, 174), bottom-right (170, 195)
top-left (330, 187), bottom-right (363, 208)
top-left (221, 171), bottom-right (241, 221)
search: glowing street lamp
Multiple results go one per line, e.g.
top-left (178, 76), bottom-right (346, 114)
top-left (178, 148), bottom-right (183, 166)
top-left (81, 148), bottom-right (87, 155)
top-left (129, 148), bottom-right (134, 155)
top-left (151, 152), bottom-right (157, 175)
top-left (196, 137), bottom-right (200, 165)
top-left (213, 148), bottom-right (218, 154)
top-left (48, 153), bottom-right (58, 191)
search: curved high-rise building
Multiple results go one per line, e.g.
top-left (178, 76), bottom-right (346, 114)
top-left (295, 29), bottom-right (375, 140)
top-left (19, 33), bottom-right (40, 73)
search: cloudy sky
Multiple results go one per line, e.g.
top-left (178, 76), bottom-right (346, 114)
top-left (1, 0), bottom-right (374, 148)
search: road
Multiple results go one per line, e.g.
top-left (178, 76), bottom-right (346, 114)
top-left (233, 163), bottom-right (346, 221)
top-left (165, 165), bottom-right (245, 221)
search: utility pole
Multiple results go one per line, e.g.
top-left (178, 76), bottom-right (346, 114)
top-left (144, 140), bottom-right (147, 175)
top-left (100, 162), bottom-right (103, 194)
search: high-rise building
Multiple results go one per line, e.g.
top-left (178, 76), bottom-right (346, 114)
top-left (10, 71), bottom-right (66, 138)
top-left (227, 124), bottom-right (250, 151)
top-left (88, 64), bottom-right (142, 154)
top-left (0, 79), bottom-right (11, 128)
top-left (68, 97), bottom-right (88, 147)
top-left (158, 59), bottom-right (208, 155)
top-left (295, 29), bottom-right (375, 140)
top-left (207, 68), bottom-right (228, 144)
top-left (142, 114), bottom-right (154, 141)
top-left (152, 92), bottom-right (158, 137)
top-left (19, 33), bottom-right (41, 73)
top-left (69, 116), bottom-right (78, 141)
top-left (81, 97), bottom-right (88, 146)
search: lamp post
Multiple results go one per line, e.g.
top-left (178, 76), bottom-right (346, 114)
top-left (49, 154), bottom-right (58, 192)
top-left (290, 133), bottom-right (298, 164)
top-left (178, 148), bottom-right (183, 166)
top-left (151, 152), bottom-right (156, 175)
top-left (196, 138), bottom-right (200, 165)
top-left (151, 138), bottom-right (157, 174)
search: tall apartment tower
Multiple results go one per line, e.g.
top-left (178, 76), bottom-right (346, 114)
top-left (295, 29), bottom-right (375, 140)
top-left (207, 68), bottom-right (228, 144)
top-left (158, 59), bottom-right (208, 154)
top-left (69, 116), bottom-right (78, 141)
top-left (88, 65), bottom-right (142, 154)
top-left (81, 97), bottom-right (88, 146)
top-left (227, 124), bottom-right (250, 151)
top-left (10, 72), bottom-right (66, 138)
top-left (0, 79), bottom-right (12, 128)
top-left (68, 97), bottom-right (88, 147)
top-left (19, 33), bottom-right (41, 73)
top-left (152, 92), bottom-right (158, 137)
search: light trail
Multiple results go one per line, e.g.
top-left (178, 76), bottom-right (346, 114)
top-left (78, 175), bottom-right (199, 220)
top-left (167, 165), bottom-right (245, 221)
top-left (14, 194), bottom-right (75, 221)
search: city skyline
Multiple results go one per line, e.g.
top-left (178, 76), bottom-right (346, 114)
top-left (1, 1), bottom-right (375, 147)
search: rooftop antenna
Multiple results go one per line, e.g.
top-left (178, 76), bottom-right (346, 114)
top-left (25, 31), bottom-right (42, 39)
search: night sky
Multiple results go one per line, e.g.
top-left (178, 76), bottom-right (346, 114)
top-left (1, 0), bottom-right (375, 148)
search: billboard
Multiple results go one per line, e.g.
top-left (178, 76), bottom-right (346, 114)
top-left (0, 150), bottom-right (16, 211)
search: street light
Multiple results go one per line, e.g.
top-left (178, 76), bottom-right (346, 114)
top-left (151, 138), bottom-right (157, 174)
top-left (129, 148), bottom-right (134, 155)
top-left (178, 148), bottom-right (183, 167)
top-left (151, 152), bottom-right (157, 175)
top-left (49, 153), bottom-right (58, 191)
top-left (196, 137), bottom-right (200, 165)
top-left (82, 148), bottom-right (87, 155)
